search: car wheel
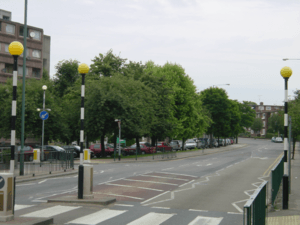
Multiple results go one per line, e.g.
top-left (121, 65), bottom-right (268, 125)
top-left (141, 151), bottom-right (145, 155)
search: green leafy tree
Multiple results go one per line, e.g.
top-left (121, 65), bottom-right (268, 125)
top-left (288, 91), bottom-right (300, 158)
top-left (240, 101), bottom-right (256, 129)
top-left (89, 49), bottom-right (127, 78)
top-left (251, 118), bottom-right (263, 136)
top-left (42, 68), bottom-right (50, 81)
top-left (268, 111), bottom-right (284, 136)
top-left (200, 87), bottom-right (231, 147)
top-left (53, 59), bottom-right (80, 98)
top-left (229, 100), bottom-right (242, 143)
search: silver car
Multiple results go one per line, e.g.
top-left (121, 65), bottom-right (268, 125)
top-left (185, 139), bottom-right (197, 149)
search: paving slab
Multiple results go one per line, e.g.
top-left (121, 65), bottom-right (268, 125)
top-left (0, 217), bottom-right (53, 225)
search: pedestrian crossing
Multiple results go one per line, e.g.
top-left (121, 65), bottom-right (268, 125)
top-left (15, 204), bottom-right (224, 225)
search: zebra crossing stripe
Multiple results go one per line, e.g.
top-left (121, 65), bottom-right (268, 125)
top-left (21, 205), bottom-right (81, 218)
top-left (127, 212), bottom-right (175, 225)
top-left (15, 205), bottom-right (34, 211)
top-left (188, 216), bottom-right (223, 225)
top-left (66, 209), bottom-right (127, 224)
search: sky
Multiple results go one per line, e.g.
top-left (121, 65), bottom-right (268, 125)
top-left (2, 0), bottom-right (300, 105)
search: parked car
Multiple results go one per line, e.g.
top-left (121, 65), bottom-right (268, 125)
top-left (43, 145), bottom-right (66, 160)
top-left (122, 144), bottom-right (156, 156)
top-left (271, 137), bottom-right (276, 142)
top-left (217, 139), bottom-right (224, 146)
top-left (198, 138), bottom-right (209, 148)
top-left (62, 145), bottom-right (94, 158)
top-left (89, 144), bottom-right (114, 158)
top-left (208, 139), bottom-right (218, 147)
top-left (275, 137), bottom-right (283, 143)
top-left (170, 140), bottom-right (182, 151)
top-left (16, 145), bottom-right (33, 161)
top-left (156, 142), bottom-right (173, 151)
top-left (185, 139), bottom-right (197, 149)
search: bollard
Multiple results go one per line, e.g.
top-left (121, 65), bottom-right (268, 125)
top-left (78, 165), bottom-right (84, 199)
top-left (0, 173), bottom-right (14, 221)
top-left (33, 149), bottom-right (40, 163)
top-left (282, 174), bottom-right (289, 209)
top-left (83, 149), bottom-right (91, 163)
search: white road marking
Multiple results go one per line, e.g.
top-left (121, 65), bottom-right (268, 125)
top-left (123, 179), bottom-right (178, 186)
top-left (227, 212), bottom-right (242, 215)
top-left (31, 200), bottom-right (47, 203)
top-left (106, 183), bottom-right (163, 191)
top-left (141, 191), bottom-right (170, 204)
top-left (98, 178), bottom-right (124, 185)
top-left (66, 209), bottom-right (127, 224)
top-left (161, 167), bottom-right (174, 171)
top-left (16, 183), bottom-right (36, 187)
top-left (127, 212), bottom-right (175, 225)
top-left (156, 172), bottom-right (198, 178)
top-left (21, 205), bottom-right (81, 218)
top-left (94, 192), bottom-right (144, 200)
top-left (141, 174), bottom-right (189, 181)
top-left (115, 204), bottom-right (134, 207)
top-left (206, 163), bottom-right (212, 166)
top-left (15, 205), bottom-right (34, 211)
top-left (151, 206), bottom-right (170, 209)
top-left (38, 179), bottom-right (47, 184)
top-left (197, 165), bottom-right (202, 166)
top-left (179, 180), bottom-right (195, 187)
top-left (189, 209), bottom-right (208, 212)
top-left (188, 216), bottom-right (223, 225)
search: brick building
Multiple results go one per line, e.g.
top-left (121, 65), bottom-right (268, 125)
top-left (0, 9), bottom-right (50, 84)
top-left (247, 102), bottom-right (284, 137)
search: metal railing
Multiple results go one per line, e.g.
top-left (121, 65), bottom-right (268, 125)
top-left (271, 156), bottom-right (284, 206)
top-left (0, 150), bottom-right (74, 176)
top-left (153, 147), bottom-right (177, 160)
top-left (244, 181), bottom-right (268, 225)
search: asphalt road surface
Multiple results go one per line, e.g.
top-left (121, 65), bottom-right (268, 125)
top-left (14, 138), bottom-right (283, 225)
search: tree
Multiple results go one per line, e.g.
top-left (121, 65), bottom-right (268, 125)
top-left (251, 118), bottom-right (263, 136)
top-left (288, 91), bottom-right (300, 158)
top-left (268, 111), bottom-right (284, 136)
top-left (89, 49), bottom-right (127, 78)
top-left (42, 68), bottom-right (50, 81)
top-left (53, 59), bottom-right (80, 98)
top-left (229, 100), bottom-right (242, 143)
top-left (200, 87), bottom-right (231, 147)
top-left (239, 101), bottom-right (256, 129)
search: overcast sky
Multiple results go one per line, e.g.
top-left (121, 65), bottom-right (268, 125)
top-left (2, 0), bottom-right (300, 105)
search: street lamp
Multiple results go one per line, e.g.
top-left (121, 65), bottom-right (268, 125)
top-left (115, 119), bottom-right (121, 161)
top-left (280, 66), bottom-right (292, 209)
top-left (37, 85), bottom-right (50, 161)
top-left (4, 41), bottom-right (23, 221)
top-left (213, 84), bottom-right (230, 87)
top-left (78, 63), bottom-right (89, 199)
top-left (283, 58), bottom-right (300, 61)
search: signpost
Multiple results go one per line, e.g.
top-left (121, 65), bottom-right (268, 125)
top-left (39, 111), bottom-right (49, 120)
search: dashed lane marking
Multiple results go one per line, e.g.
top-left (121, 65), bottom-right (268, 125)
top-left (140, 174), bottom-right (189, 181)
top-left (156, 172), bottom-right (198, 178)
top-left (105, 183), bottom-right (163, 192)
top-left (94, 192), bottom-right (144, 200)
top-left (123, 179), bottom-right (179, 186)
top-left (114, 204), bottom-right (134, 207)
top-left (151, 206), bottom-right (170, 209)
top-left (189, 209), bottom-right (208, 212)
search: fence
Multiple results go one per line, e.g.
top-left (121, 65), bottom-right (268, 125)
top-left (271, 156), bottom-right (284, 206)
top-left (244, 181), bottom-right (268, 225)
top-left (152, 147), bottom-right (177, 160)
top-left (0, 149), bottom-right (74, 176)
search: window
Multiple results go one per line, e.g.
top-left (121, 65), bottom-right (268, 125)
top-left (4, 63), bottom-right (13, 74)
top-left (31, 30), bottom-right (41, 40)
top-left (18, 66), bottom-right (29, 76)
top-left (262, 129), bottom-right (265, 135)
top-left (259, 106), bottom-right (264, 110)
top-left (3, 16), bottom-right (10, 20)
top-left (0, 22), bottom-right (2, 31)
top-left (19, 26), bottom-right (29, 37)
top-left (4, 43), bottom-right (9, 53)
top-left (266, 106), bottom-right (271, 110)
top-left (262, 113), bottom-right (265, 119)
top-left (32, 68), bottom-right (41, 78)
top-left (263, 121), bottom-right (265, 127)
top-left (5, 24), bottom-right (15, 34)
top-left (32, 50), bottom-right (41, 58)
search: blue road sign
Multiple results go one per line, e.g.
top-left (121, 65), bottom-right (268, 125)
top-left (39, 111), bottom-right (49, 120)
top-left (0, 176), bottom-right (5, 189)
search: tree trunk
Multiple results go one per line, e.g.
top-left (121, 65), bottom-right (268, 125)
top-left (236, 135), bottom-right (238, 144)
top-left (136, 137), bottom-right (141, 154)
top-left (101, 135), bottom-right (105, 158)
top-left (292, 138), bottom-right (296, 159)
top-left (85, 134), bottom-right (89, 149)
top-left (218, 137), bottom-right (220, 148)
top-left (113, 131), bottom-right (117, 157)
top-left (209, 133), bottom-right (213, 148)
top-left (151, 136), bottom-right (156, 147)
top-left (182, 138), bottom-right (185, 151)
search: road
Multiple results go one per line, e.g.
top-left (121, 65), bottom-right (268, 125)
top-left (14, 138), bottom-right (283, 224)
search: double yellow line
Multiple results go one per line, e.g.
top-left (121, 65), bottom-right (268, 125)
top-left (263, 152), bottom-right (284, 177)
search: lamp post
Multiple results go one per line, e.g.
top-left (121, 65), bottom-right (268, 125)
top-left (115, 119), bottom-right (121, 161)
top-left (37, 85), bottom-right (50, 161)
top-left (283, 58), bottom-right (300, 61)
top-left (78, 63), bottom-right (89, 199)
top-left (280, 66), bottom-right (292, 209)
top-left (5, 41), bottom-right (23, 221)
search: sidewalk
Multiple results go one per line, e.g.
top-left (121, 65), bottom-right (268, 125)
top-left (79, 143), bottom-right (247, 164)
top-left (267, 144), bottom-right (300, 225)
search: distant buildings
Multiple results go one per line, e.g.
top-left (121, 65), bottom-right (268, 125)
top-left (0, 9), bottom-right (50, 84)
top-left (247, 102), bottom-right (284, 137)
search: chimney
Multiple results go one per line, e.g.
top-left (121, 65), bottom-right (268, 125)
top-left (260, 102), bottom-right (263, 105)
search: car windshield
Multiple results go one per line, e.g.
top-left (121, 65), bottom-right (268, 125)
top-left (74, 146), bottom-right (80, 150)
top-left (157, 143), bottom-right (162, 146)
top-left (17, 146), bottom-right (31, 151)
top-left (130, 145), bottom-right (136, 148)
top-left (186, 140), bottom-right (194, 143)
top-left (107, 144), bottom-right (113, 148)
top-left (52, 146), bottom-right (65, 151)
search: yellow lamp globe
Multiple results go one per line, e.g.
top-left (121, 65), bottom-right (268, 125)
top-left (8, 41), bottom-right (24, 56)
top-left (280, 66), bottom-right (293, 78)
top-left (78, 63), bottom-right (89, 74)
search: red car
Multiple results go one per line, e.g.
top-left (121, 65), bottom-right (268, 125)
top-left (122, 144), bottom-right (156, 156)
top-left (156, 142), bottom-right (173, 151)
top-left (89, 144), bottom-right (115, 158)
top-left (17, 145), bottom-right (33, 161)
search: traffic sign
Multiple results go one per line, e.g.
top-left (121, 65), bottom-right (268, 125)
top-left (0, 176), bottom-right (5, 189)
top-left (39, 111), bottom-right (49, 120)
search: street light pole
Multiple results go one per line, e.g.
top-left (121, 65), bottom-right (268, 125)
top-left (41, 85), bottom-right (47, 161)
top-left (78, 63), bottom-right (89, 199)
top-left (115, 119), bottom-right (121, 161)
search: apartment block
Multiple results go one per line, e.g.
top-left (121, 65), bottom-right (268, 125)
top-left (0, 9), bottom-right (51, 84)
